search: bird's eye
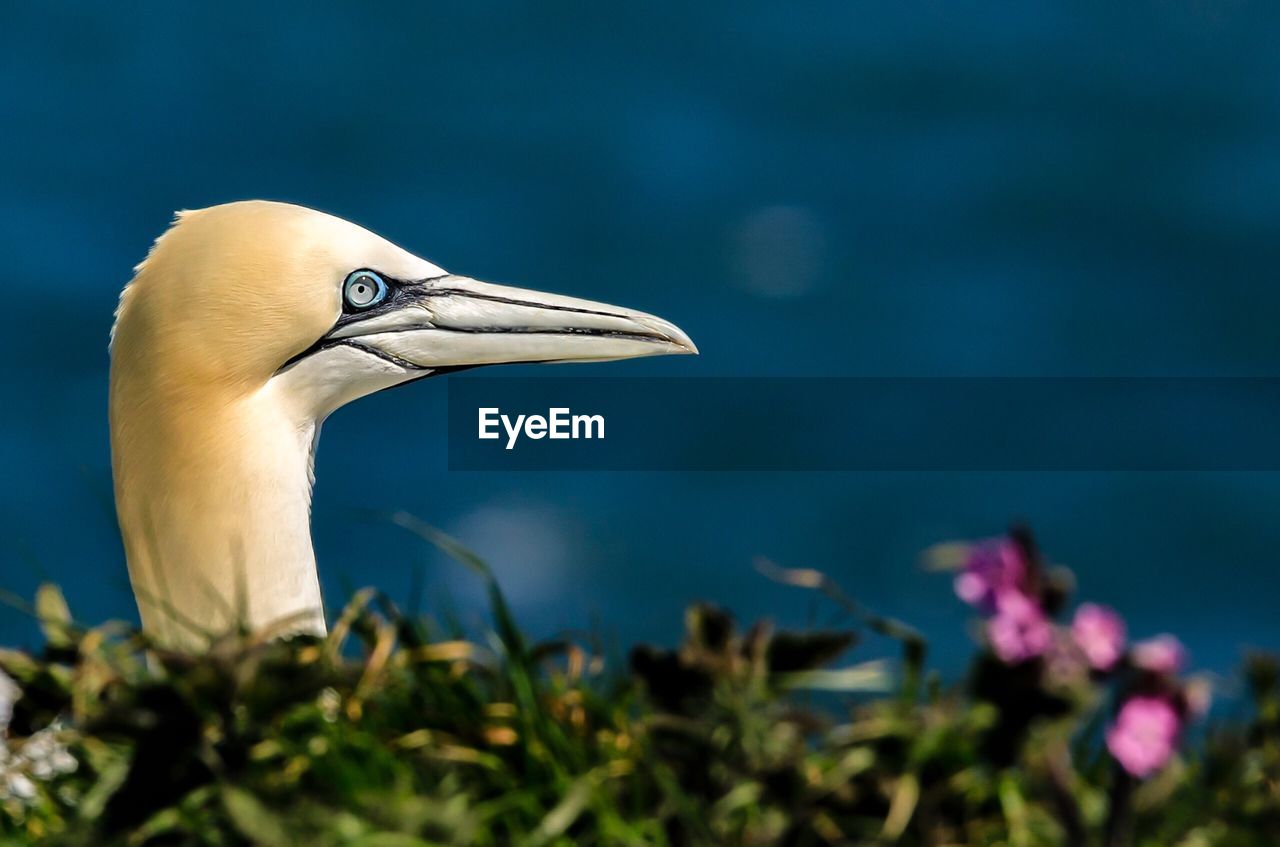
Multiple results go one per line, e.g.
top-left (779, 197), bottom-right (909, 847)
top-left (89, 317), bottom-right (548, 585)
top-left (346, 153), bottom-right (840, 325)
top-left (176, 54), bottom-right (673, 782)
top-left (343, 270), bottom-right (388, 310)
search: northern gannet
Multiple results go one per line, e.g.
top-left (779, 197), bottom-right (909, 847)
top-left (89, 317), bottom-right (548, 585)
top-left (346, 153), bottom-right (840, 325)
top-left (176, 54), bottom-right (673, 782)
top-left (109, 201), bottom-right (695, 647)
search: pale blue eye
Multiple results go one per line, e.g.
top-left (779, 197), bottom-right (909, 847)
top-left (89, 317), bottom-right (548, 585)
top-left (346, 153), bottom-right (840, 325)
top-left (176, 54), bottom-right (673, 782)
top-left (343, 270), bottom-right (387, 310)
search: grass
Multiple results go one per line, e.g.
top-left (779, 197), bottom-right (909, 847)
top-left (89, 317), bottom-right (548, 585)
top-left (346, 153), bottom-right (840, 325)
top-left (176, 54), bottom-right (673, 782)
top-left (0, 523), bottom-right (1277, 846)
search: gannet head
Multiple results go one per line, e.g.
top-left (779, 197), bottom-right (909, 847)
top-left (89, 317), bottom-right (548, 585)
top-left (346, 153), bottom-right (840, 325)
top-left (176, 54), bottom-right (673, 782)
top-left (113, 200), bottom-right (696, 421)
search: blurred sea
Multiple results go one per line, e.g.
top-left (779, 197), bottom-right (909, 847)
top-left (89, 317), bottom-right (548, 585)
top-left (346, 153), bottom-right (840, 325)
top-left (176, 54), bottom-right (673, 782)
top-left (3, 2), bottom-right (1280, 675)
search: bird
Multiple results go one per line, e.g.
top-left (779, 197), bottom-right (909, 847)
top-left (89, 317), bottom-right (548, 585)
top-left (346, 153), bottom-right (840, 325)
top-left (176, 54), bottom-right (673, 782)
top-left (109, 200), bottom-right (696, 648)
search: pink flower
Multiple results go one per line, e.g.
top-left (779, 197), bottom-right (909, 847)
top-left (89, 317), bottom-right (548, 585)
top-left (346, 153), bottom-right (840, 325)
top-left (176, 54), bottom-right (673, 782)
top-left (988, 590), bottom-right (1053, 664)
top-left (954, 538), bottom-right (1027, 613)
top-left (1131, 634), bottom-right (1186, 675)
top-left (1106, 695), bottom-right (1181, 777)
top-left (1071, 603), bottom-right (1126, 671)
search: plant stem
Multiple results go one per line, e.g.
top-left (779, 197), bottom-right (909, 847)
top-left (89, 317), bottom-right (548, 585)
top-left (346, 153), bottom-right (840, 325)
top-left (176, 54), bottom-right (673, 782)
top-left (1104, 765), bottom-right (1134, 847)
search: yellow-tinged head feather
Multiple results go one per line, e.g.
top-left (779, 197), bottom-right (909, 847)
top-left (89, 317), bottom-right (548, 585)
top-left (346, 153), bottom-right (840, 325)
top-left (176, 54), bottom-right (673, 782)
top-left (112, 200), bottom-right (439, 389)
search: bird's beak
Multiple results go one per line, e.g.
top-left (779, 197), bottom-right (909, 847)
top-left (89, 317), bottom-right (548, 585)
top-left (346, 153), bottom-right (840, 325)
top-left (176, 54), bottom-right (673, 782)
top-left (326, 275), bottom-right (697, 371)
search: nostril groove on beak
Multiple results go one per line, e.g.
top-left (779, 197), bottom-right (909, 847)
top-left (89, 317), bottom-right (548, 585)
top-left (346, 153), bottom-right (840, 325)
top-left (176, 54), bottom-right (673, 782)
top-left (421, 287), bottom-right (633, 321)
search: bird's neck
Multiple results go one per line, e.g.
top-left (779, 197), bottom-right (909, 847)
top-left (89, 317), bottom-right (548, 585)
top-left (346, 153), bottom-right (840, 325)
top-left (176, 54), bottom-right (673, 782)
top-left (111, 379), bottom-right (326, 647)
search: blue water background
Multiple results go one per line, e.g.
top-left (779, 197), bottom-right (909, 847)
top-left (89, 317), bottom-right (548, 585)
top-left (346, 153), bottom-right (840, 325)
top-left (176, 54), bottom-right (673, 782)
top-left (3, 3), bottom-right (1280, 677)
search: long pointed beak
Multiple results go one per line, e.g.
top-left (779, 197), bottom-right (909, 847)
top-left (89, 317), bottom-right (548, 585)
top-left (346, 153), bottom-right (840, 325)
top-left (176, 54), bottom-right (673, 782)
top-left (331, 275), bottom-right (697, 370)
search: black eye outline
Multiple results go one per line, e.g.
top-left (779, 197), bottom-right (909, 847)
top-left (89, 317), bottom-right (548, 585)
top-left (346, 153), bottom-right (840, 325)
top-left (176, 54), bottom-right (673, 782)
top-left (343, 270), bottom-right (388, 311)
